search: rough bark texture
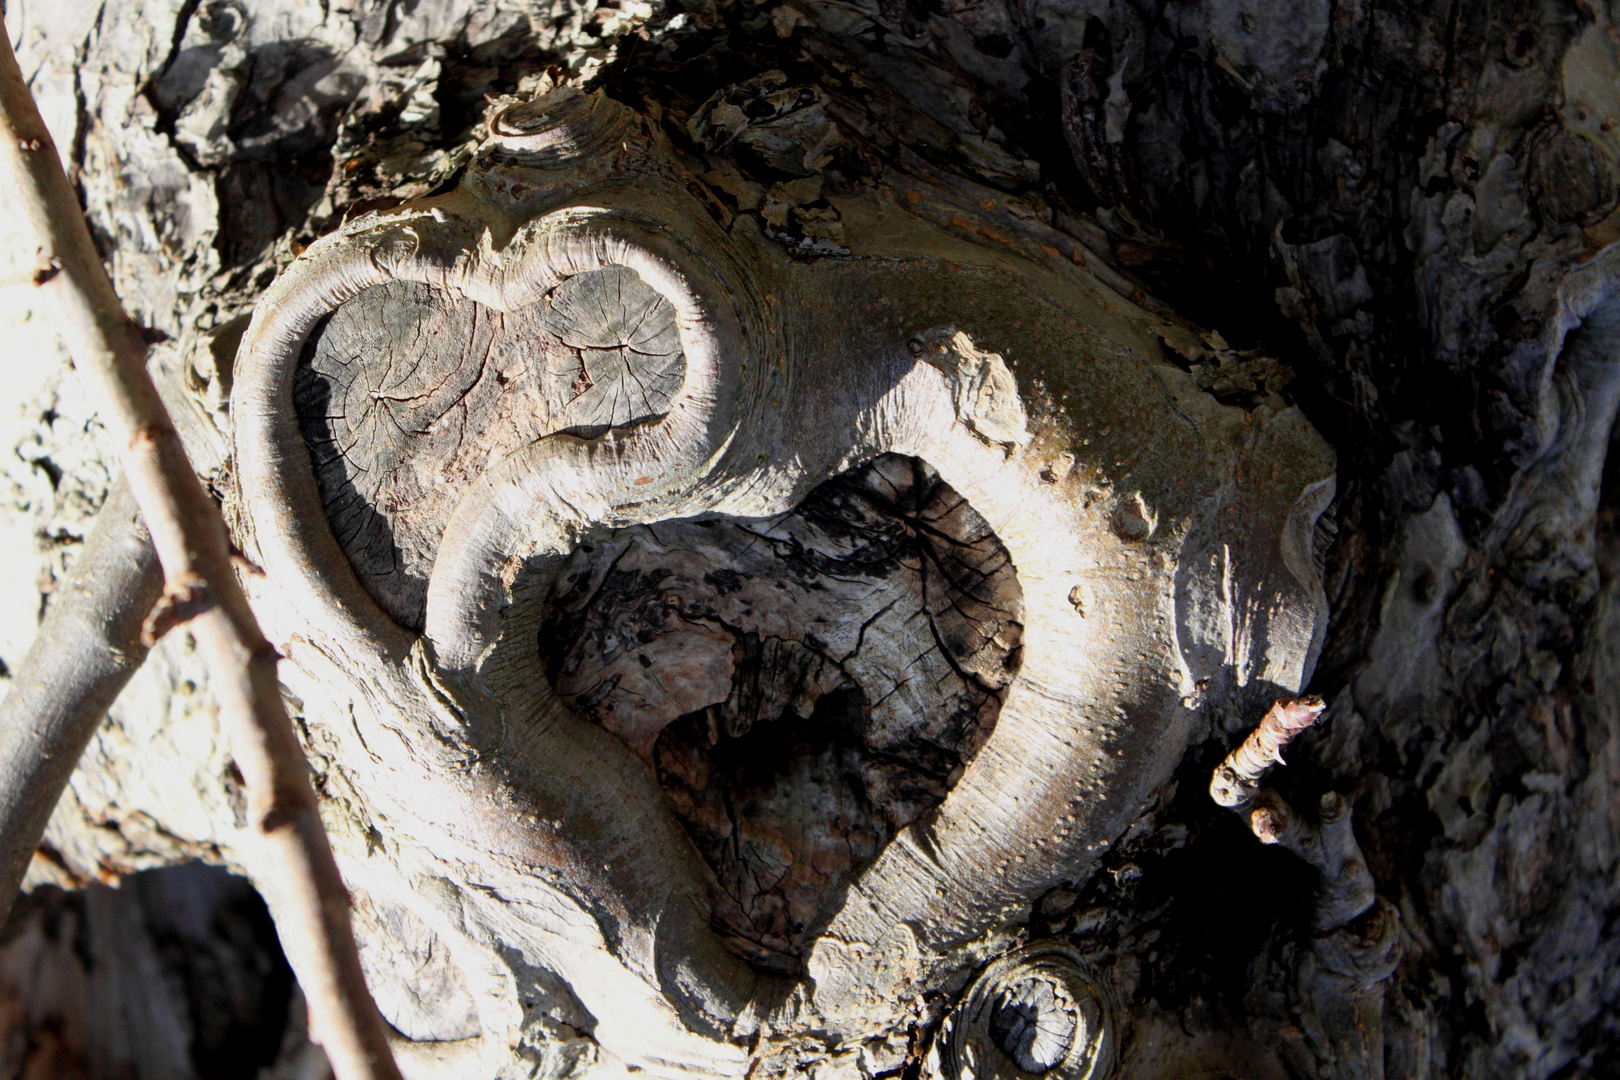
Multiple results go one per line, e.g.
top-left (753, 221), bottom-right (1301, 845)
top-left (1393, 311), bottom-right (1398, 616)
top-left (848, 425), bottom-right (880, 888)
top-left (2, 0), bottom-right (1620, 1076)
top-left (295, 268), bottom-right (685, 628)
top-left (0, 20), bottom-right (401, 1074)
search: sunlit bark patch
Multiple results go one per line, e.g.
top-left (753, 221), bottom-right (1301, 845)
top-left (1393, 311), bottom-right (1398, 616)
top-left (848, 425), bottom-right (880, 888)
top-left (541, 454), bottom-right (1024, 970)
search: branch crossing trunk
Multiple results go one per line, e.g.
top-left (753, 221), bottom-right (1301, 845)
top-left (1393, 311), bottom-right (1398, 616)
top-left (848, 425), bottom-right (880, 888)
top-left (0, 479), bottom-right (160, 923)
top-left (0, 21), bottom-right (401, 1080)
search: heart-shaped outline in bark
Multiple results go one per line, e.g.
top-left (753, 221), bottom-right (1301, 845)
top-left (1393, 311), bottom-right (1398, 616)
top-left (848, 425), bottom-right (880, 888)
top-left (230, 87), bottom-right (1336, 1073)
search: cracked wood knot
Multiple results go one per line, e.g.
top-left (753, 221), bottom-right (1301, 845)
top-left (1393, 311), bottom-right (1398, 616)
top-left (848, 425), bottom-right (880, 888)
top-left (990, 974), bottom-right (1081, 1073)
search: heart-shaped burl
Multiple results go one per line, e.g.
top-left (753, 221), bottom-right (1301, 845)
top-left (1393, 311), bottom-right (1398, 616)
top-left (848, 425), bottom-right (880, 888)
top-left (234, 98), bottom-right (1335, 1068)
top-left (294, 267), bottom-right (685, 630)
top-left (291, 264), bottom-right (1023, 974)
top-left (541, 454), bottom-right (1024, 971)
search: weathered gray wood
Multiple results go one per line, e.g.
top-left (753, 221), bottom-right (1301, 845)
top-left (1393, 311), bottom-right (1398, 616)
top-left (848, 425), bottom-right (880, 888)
top-left (222, 81), bottom-right (1333, 1075)
top-left (540, 264), bottom-right (685, 431)
top-left (295, 268), bottom-right (684, 629)
top-left (349, 889), bottom-right (481, 1043)
top-left (9, 0), bottom-right (1620, 1074)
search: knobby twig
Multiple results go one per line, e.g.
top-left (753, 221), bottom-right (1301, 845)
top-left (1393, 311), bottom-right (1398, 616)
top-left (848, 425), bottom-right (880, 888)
top-left (1210, 705), bottom-right (1400, 1080)
top-left (1209, 695), bottom-right (1326, 811)
top-left (0, 480), bottom-right (161, 923)
top-left (1209, 696), bottom-right (1377, 933)
top-left (0, 24), bottom-right (401, 1080)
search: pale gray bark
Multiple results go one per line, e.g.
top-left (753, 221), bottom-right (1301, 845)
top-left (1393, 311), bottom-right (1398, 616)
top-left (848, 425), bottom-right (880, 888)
top-left (0, 479), bottom-right (159, 927)
top-left (0, 19), bottom-right (399, 1075)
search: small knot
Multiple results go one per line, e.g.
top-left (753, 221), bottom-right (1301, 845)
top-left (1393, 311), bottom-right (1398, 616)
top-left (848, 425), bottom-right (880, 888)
top-left (1250, 803), bottom-right (1288, 844)
top-left (1111, 491), bottom-right (1155, 541)
top-left (1067, 585), bottom-right (1087, 617)
top-left (142, 572), bottom-right (217, 646)
top-left (989, 975), bottom-right (1079, 1074)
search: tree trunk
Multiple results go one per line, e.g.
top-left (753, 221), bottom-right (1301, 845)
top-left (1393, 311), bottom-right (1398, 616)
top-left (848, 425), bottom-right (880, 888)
top-left (2, 0), bottom-right (1618, 1077)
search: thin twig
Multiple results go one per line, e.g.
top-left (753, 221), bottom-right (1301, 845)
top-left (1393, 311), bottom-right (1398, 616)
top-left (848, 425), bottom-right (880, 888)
top-left (0, 23), bottom-right (400, 1080)
top-left (1208, 695), bottom-right (1325, 809)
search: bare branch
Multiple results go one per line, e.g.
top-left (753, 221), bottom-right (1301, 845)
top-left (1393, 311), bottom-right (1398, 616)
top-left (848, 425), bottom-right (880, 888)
top-left (0, 480), bottom-right (160, 926)
top-left (0, 22), bottom-right (400, 1080)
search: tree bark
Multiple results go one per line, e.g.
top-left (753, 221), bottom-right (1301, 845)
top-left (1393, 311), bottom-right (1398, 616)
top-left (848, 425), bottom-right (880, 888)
top-left (2, 0), bottom-right (1619, 1076)
top-left (0, 478), bottom-right (159, 926)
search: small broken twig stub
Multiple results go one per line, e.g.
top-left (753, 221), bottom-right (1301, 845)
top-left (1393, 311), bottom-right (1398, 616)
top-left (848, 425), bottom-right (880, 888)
top-left (1208, 695), bottom-right (1325, 809)
top-left (140, 571), bottom-right (217, 646)
top-left (0, 20), bottom-right (399, 1080)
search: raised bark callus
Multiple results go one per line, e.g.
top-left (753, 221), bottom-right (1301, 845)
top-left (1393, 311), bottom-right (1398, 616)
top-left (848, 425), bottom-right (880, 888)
top-left (226, 86), bottom-right (1333, 1073)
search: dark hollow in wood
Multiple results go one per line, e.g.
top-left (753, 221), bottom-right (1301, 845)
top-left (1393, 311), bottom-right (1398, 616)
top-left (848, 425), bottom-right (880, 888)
top-left (541, 454), bottom-right (1024, 971)
top-left (0, 863), bottom-right (294, 1080)
top-left (295, 267), bottom-right (685, 629)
